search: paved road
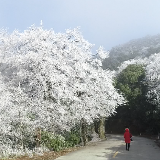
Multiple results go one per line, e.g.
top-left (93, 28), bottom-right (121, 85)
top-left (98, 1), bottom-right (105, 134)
top-left (55, 134), bottom-right (160, 160)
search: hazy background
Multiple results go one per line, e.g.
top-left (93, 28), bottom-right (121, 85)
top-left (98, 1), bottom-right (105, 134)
top-left (0, 0), bottom-right (160, 51)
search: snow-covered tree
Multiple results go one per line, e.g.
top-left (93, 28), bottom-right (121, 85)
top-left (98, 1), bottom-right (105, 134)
top-left (145, 53), bottom-right (160, 105)
top-left (0, 25), bottom-right (125, 156)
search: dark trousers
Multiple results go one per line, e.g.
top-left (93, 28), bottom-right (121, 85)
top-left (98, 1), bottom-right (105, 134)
top-left (126, 143), bottom-right (130, 150)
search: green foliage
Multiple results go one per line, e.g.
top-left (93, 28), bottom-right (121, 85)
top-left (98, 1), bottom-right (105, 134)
top-left (41, 130), bottom-right (81, 151)
top-left (106, 64), bottom-right (159, 134)
top-left (41, 131), bottom-right (66, 151)
top-left (64, 125), bottom-right (81, 147)
top-left (115, 64), bottom-right (145, 100)
top-left (65, 132), bottom-right (81, 146)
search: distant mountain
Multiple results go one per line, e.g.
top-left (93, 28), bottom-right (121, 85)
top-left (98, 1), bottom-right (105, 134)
top-left (102, 34), bottom-right (160, 70)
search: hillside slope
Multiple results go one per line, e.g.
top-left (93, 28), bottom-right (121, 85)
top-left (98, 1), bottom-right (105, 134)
top-left (102, 34), bottom-right (160, 70)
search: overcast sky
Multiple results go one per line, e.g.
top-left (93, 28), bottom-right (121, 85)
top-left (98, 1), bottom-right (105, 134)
top-left (1, 0), bottom-right (160, 51)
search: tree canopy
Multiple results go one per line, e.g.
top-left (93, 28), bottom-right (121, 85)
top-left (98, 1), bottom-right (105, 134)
top-left (0, 26), bottom-right (125, 157)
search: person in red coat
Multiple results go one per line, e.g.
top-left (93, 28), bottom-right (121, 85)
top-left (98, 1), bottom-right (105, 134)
top-left (124, 128), bottom-right (132, 151)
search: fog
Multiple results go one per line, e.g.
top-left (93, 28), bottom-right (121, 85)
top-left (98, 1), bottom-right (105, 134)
top-left (0, 0), bottom-right (160, 51)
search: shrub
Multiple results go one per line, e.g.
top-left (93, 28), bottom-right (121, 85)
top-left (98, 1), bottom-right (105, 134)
top-left (41, 130), bottom-right (81, 151)
top-left (41, 131), bottom-right (66, 151)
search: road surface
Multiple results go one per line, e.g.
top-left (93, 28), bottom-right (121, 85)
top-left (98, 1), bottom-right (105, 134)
top-left (55, 134), bottom-right (160, 160)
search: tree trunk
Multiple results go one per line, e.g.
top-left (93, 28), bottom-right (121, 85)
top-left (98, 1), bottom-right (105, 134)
top-left (35, 128), bottom-right (41, 147)
top-left (94, 119), bottom-right (99, 134)
top-left (80, 119), bottom-right (87, 146)
top-left (98, 117), bottom-right (106, 139)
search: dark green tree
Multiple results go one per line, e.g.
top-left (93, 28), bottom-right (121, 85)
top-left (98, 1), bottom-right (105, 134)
top-left (106, 64), bottom-right (157, 134)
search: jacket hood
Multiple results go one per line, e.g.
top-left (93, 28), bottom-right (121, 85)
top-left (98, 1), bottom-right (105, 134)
top-left (125, 128), bottom-right (129, 132)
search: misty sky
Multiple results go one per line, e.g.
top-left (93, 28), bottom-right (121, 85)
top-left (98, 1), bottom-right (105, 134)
top-left (0, 0), bottom-right (160, 51)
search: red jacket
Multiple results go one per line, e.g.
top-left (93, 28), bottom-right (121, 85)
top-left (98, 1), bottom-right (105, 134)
top-left (124, 128), bottom-right (132, 143)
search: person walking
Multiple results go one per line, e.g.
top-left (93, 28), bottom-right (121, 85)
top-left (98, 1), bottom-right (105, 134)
top-left (124, 128), bottom-right (132, 151)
